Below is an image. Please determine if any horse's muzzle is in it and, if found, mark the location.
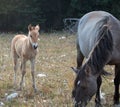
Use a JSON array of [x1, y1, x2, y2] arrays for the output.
[[74, 100, 87, 107], [32, 43, 38, 49], [33, 45, 38, 49]]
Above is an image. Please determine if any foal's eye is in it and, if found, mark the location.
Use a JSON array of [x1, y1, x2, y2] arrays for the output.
[[30, 35, 32, 37]]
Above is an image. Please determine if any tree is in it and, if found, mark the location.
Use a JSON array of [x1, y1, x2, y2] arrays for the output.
[[0, 0, 120, 32]]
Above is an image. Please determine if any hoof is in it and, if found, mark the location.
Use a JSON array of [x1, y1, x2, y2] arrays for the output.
[[17, 87, 22, 91], [34, 88, 37, 93]]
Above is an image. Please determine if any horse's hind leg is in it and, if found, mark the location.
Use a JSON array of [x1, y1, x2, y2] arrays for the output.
[[76, 43, 84, 69], [95, 76, 102, 107], [30, 59, 37, 92], [13, 55, 19, 88], [19, 60, 26, 90], [114, 64, 120, 105]]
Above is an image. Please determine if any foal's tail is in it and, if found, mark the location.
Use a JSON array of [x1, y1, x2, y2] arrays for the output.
[[89, 16, 113, 72]]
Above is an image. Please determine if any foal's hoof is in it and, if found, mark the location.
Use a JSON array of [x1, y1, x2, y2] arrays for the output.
[[17, 87, 22, 91], [13, 86, 17, 89], [34, 88, 37, 93]]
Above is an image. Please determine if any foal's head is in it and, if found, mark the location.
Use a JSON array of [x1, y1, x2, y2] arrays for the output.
[[72, 65, 97, 107], [28, 24, 40, 49]]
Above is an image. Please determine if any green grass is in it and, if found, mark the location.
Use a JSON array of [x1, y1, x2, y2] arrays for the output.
[[0, 32, 115, 107]]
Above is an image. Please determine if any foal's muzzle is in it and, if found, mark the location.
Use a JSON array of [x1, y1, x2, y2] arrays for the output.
[[32, 43, 38, 49]]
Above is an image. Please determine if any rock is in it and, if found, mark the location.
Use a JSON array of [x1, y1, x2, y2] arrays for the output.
[[6, 92, 18, 101], [37, 73, 46, 77], [0, 102, 4, 107], [59, 36, 66, 40]]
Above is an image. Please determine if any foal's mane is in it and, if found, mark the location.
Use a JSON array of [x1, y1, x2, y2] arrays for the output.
[[86, 16, 113, 74]]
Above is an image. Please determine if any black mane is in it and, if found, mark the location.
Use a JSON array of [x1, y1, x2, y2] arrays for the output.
[[87, 17, 113, 74]]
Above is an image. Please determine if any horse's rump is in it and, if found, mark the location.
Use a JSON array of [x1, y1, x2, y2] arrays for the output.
[[11, 34, 27, 57], [77, 11, 112, 58]]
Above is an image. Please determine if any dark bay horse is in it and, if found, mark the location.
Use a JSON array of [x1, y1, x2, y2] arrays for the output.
[[72, 11, 120, 107]]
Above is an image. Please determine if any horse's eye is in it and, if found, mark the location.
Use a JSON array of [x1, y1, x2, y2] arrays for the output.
[[30, 35, 32, 38]]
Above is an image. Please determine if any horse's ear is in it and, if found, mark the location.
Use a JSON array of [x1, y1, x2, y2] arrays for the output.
[[35, 25, 40, 31], [71, 67, 79, 74], [85, 65, 91, 76], [28, 24, 33, 31]]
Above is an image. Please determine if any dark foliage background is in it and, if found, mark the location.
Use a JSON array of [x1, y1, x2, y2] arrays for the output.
[[0, 0, 119, 32]]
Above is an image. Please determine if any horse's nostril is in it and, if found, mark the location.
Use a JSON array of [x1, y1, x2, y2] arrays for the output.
[[34, 45, 38, 49]]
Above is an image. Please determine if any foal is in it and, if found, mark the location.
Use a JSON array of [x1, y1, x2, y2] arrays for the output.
[[11, 24, 40, 92]]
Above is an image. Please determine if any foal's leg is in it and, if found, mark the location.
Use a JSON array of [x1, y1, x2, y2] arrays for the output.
[[76, 43, 84, 69], [114, 64, 120, 104], [30, 59, 37, 92], [95, 76, 102, 107], [19, 60, 26, 90], [13, 55, 19, 87]]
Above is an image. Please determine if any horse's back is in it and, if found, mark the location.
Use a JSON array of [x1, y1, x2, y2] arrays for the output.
[[12, 34, 27, 43], [77, 11, 119, 59]]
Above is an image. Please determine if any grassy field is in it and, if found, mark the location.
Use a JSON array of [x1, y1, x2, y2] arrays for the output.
[[0, 32, 115, 107]]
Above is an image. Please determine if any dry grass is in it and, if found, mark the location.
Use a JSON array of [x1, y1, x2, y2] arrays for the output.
[[0, 32, 115, 107]]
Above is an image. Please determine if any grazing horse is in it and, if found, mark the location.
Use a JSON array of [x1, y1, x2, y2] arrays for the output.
[[11, 24, 40, 92], [72, 11, 120, 107]]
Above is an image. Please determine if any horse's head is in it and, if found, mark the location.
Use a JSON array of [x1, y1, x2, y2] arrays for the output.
[[72, 65, 97, 107], [28, 24, 40, 49]]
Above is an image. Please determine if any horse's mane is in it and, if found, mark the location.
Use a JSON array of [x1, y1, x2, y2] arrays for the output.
[[87, 17, 113, 74]]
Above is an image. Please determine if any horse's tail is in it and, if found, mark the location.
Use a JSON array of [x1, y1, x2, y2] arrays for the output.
[[88, 16, 113, 72]]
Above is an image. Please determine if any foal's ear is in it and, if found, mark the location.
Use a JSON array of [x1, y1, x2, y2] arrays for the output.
[[71, 67, 79, 74], [85, 65, 91, 76], [35, 25, 40, 31], [28, 24, 33, 31]]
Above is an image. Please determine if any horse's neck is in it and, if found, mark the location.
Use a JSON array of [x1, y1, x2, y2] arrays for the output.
[[25, 36, 32, 49]]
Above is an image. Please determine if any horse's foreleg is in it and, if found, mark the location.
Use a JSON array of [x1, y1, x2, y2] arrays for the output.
[[114, 65, 120, 104], [19, 60, 26, 90], [30, 59, 37, 92], [95, 76, 102, 107]]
